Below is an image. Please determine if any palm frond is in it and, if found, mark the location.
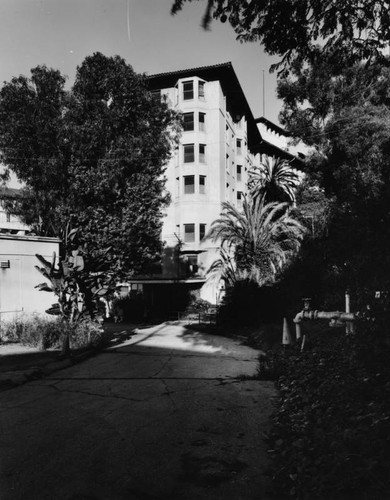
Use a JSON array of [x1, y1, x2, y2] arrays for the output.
[[205, 195, 306, 289], [248, 156, 301, 204]]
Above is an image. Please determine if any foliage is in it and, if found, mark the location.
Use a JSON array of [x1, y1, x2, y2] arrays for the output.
[[278, 60, 390, 295], [0, 66, 69, 234], [171, 0, 390, 75], [35, 227, 113, 353], [0, 314, 103, 350], [262, 321, 390, 499], [110, 292, 146, 322], [0, 52, 181, 278], [248, 156, 301, 204], [217, 282, 288, 326], [206, 196, 306, 288], [35, 227, 112, 321], [186, 297, 213, 314], [278, 60, 390, 147], [0, 314, 62, 349]]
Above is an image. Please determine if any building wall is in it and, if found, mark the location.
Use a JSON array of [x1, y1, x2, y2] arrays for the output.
[[0, 235, 60, 321], [256, 121, 309, 158]]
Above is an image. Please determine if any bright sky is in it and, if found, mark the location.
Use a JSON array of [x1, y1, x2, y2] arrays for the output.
[[0, 0, 282, 123]]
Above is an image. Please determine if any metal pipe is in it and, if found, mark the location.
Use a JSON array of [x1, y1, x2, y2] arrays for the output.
[[345, 291, 354, 334], [296, 310, 355, 322], [293, 308, 357, 350]]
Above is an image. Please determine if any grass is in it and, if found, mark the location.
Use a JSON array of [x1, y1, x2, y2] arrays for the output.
[[0, 314, 104, 351]]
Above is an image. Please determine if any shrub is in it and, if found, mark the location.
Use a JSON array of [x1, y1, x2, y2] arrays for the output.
[[64, 319, 104, 349], [111, 293, 146, 322], [186, 297, 213, 314], [0, 315, 62, 349], [0, 314, 103, 350], [263, 321, 390, 499], [218, 282, 288, 325]]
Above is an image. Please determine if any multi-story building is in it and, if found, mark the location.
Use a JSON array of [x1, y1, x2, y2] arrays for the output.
[[126, 62, 264, 310]]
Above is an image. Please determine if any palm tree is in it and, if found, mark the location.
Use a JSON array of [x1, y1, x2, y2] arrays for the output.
[[206, 195, 306, 288], [248, 156, 301, 204]]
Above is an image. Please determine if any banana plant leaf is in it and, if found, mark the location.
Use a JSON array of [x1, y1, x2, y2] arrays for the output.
[[35, 282, 53, 292]]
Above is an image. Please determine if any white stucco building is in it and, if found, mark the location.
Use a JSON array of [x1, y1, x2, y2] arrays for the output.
[[126, 63, 265, 310]]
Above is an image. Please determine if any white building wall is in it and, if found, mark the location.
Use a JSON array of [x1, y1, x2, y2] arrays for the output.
[[0, 235, 60, 321]]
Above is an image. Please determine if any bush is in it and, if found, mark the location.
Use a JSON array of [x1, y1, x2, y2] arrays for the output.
[[65, 319, 104, 349], [0, 315, 62, 349], [0, 314, 103, 350], [218, 282, 289, 325], [185, 297, 213, 314], [111, 293, 146, 322], [263, 321, 390, 499]]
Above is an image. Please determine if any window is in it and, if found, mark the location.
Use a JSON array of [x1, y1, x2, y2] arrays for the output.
[[184, 144, 195, 163], [176, 177, 180, 196], [237, 165, 242, 181], [199, 112, 206, 132], [184, 224, 195, 243], [131, 283, 143, 293], [183, 81, 194, 100], [199, 224, 206, 241], [6, 212, 10, 223], [184, 175, 195, 194], [237, 191, 243, 208], [199, 144, 206, 163], [236, 139, 242, 154], [199, 175, 206, 194], [198, 81, 205, 99], [183, 112, 194, 131], [187, 255, 199, 274]]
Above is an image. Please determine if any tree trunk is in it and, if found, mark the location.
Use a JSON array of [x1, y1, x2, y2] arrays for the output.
[[61, 331, 70, 356]]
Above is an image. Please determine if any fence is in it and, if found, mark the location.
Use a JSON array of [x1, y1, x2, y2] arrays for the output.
[[177, 309, 217, 325]]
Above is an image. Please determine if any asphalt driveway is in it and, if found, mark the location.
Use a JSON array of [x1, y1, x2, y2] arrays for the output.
[[0, 322, 276, 500]]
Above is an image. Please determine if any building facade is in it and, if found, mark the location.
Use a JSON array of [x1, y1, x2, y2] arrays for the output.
[[126, 63, 264, 308]]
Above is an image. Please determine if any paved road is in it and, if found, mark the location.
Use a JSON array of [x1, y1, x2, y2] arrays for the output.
[[0, 322, 276, 500]]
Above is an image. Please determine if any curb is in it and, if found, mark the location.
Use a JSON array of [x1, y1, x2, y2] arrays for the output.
[[0, 341, 110, 392]]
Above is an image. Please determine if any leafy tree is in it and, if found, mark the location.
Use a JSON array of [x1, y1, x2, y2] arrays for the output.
[[278, 60, 390, 297], [248, 156, 301, 204], [207, 196, 306, 288], [0, 66, 69, 234], [171, 0, 390, 74], [0, 53, 181, 278]]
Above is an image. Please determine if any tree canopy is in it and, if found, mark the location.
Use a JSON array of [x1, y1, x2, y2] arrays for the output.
[[277, 58, 390, 295], [171, 0, 390, 74], [0, 52, 181, 278]]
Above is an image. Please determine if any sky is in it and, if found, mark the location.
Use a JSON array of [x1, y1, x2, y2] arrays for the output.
[[0, 0, 283, 123]]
